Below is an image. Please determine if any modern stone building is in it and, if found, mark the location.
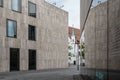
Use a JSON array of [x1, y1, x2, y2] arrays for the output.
[[80, 0, 92, 37], [80, 0, 120, 80], [0, 0, 68, 72], [85, 1, 108, 70]]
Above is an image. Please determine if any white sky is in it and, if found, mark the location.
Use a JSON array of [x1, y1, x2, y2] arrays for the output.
[[45, 0, 80, 29], [92, 0, 107, 8]]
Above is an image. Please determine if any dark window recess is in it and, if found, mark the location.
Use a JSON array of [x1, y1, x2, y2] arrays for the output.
[[7, 19, 17, 38], [28, 2, 36, 17], [0, 0, 3, 7], [10, 48, 20, 71], [28, 25, 36, 40], [29, 50, 36, 70], [11, 0, 21, 12]]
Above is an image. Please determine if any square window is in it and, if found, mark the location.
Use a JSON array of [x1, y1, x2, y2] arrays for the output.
[[28, 2, 36, 17], [12, 0, 21, 12], [7, 19, 17, 38], [28, 25, 36, 41], [0, 0, 3, 7]]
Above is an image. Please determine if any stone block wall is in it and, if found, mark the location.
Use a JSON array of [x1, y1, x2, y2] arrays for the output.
[[0, 0, 68, 72], [84, 0, 120, 70], [84, 2, 108, 69], [108, 0, 120, 70]]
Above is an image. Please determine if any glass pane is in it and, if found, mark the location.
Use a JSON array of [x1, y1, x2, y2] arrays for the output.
[[29, 25, 36, 40], [29, 2, 36, 17], [7, 20, 17, 37], [8, 21, 14, 37], [12, 0, 21, 12], [0, 0, 3, 7], [13, 21, 17, 36]]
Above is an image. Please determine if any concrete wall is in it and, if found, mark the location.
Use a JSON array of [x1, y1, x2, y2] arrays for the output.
[[84, 0, 120, 70], [84, 2, 107, 69], [84, 8, 96, 69], [0, 0, 68, 72], [108, 0, 120, 70], [80, 0, 93, 37]]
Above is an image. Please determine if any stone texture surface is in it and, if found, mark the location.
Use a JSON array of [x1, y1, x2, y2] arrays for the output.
[[0, 0, 68, 72], [108, 0, 120, 70], [80, 0, 92, 37], [84, 0, 120, 70], [84, 2, 107, 69]]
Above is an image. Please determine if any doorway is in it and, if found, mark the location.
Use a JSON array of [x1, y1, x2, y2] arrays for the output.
[[29, 50, 36, 70], [10, 48, 20, 71]]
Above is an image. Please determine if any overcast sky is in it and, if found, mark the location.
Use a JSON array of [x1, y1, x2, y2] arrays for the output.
[[92, 0, 107, 8], [45, 0, 80, 29]]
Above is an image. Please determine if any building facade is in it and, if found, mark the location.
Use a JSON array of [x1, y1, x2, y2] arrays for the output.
[[80, 0, 120, 80], [80, 0, 92, 37], [68, 27, 80, 65], [0, 0, 68, 72]]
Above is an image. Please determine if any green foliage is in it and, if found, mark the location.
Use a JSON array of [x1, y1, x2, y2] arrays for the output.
[[68, 52, 72, 57], [69, 57, 71, 60], [81, 42, 85, 49], [80, 42, 85, 59], [73, 54, 75, 57], [81, 51, 85, 59], [68, 52, 75, 58], [68, 45, 73, 50]]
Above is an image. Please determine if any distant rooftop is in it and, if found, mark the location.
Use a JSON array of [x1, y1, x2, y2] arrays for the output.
[[68, 27, 80, 43]]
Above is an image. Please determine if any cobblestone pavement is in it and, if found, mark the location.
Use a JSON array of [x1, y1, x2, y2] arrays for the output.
[[0, 65, 80, 80]]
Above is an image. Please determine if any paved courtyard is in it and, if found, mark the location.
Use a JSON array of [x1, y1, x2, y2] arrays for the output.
[[0, 66, 80, 80]]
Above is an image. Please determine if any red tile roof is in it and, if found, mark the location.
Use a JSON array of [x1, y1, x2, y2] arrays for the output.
[[68, 27, 80, 43]]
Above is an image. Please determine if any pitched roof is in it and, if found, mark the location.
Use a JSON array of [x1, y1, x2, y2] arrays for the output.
[[68, 27, 80, 43]]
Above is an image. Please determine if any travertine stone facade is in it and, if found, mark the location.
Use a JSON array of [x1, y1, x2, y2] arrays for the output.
[[84, 2, 107, 69], [80, 0, 92, 37], [84, 0, 120, 70], [0, 0, 68, 72], [108, 0, 120, 70]]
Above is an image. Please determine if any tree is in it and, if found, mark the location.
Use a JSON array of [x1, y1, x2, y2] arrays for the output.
[[80, 42, 85, 66], [80, 42, 85, 59], [68, 45, 73, 50], [68, 52, 72, 57], [68, 45, 73, 62]]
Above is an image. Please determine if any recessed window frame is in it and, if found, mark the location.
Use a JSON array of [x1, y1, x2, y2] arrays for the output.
[[0, 0, 3, 7], [28, 1, 37, 18], [7, 19, 17, 38], [28, 25, 36, 41], [11, 0, 22, 13]]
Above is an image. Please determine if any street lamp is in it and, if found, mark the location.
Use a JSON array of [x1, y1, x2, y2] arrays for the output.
[[75, 40, 80, 70]]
